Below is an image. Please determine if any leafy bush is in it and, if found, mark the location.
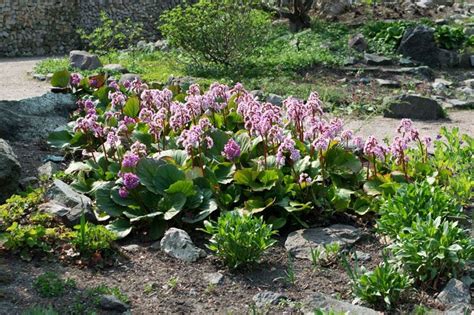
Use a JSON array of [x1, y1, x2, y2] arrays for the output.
[[48, 73, 444, 238], [362, 20, 413, 55], [377, 181, 463, 238], [71, 215, 116, 256], [33, 272, 76, 298], [434, 25, 468, 50], [78, 11, 143, 55], [160, 0, 271, 67], [203, 211, 276, 268], [391, 215, 473, 284], [345, 256, 412, 309]]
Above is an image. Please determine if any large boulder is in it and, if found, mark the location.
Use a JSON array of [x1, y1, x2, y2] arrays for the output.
[[437, 279, 471, 306], [384, 94, 445, 120], [69, 50, 102, 70], [0, 139, 21, 202], [285, 224, 361, 260], [0, 93, 76, 141], [397, 25, 459, 68]]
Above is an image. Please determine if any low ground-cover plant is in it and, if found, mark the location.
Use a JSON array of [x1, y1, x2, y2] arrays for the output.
[[33, 272, 76, 298], [71, 214, 117, 257], [345, 255, 412, 309], [310, 242, 340, 267], [203, 211, 276, 268], [390, 215, 473, 286], [160, 0, 271, 67]]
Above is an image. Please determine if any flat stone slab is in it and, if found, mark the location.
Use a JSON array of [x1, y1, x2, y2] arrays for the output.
[[302, 292, 381, 315], [285, 224, 361, 259]]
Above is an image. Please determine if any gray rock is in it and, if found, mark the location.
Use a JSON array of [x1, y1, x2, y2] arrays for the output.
[[348, 33, 367, 52], [399, 57, 418, 66], [301, 293, 380, 315], [343, 57, 357, 66], [462, 79, 474, 88], [437, 279, 471, 306], [398, 25, 459, 68], [69, 50, 102, 70], [33, 73, 46, 81], [203, 272, 224, 285], [119, 73, 141, 85], [99, 295, 129, 312], [122, 244, 140, 252], [446, 99, 474, 109], [444, 303, 472, 315], [19, 177, 39, 190], [432, 78, 453, 91], [384, 94, 445, 120], [319, 0, 351, 17], [0, 93, 76, 142], [154, 39, 169, 52], [47, 179, 92, 210], [364, 53, 393, 66], [0, 139, 21, 202], [354, 250, 371, 262], [43, 179, 93, 226], [375, 79, 401, 88], [37, 161, 59, 179], [266, 94, 283, 106], [136, 40, 155, 52], [103, 64, 128, 73], [252, 291, 287, 308], [160, 228, 206, 262], [250, 90, 264, 100], [456, 86, 474, 97], [285, 224, 361, 259], [39, 201, 86, 227]]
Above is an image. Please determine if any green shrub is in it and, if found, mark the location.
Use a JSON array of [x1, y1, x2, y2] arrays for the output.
[[71, 215, 116, 256], [377, 181, 463, 238], [160, 0, 271, 67], [2, 222, 52, 252], [33, 272, 76, 298], [434, 25, 468, 50], [203, 212, 276, 269], [345, 256, 412, 309], [362, 20, 413, 55], [78, 11, 143, 55], [391, 215, 473, 284]]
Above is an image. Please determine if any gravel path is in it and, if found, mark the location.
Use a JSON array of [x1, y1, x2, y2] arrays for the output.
[[0, 57, 50, 101], [345, 110, 474, 139]]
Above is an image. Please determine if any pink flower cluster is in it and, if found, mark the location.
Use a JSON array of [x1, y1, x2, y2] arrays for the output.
[[222, 139, 241, 161]]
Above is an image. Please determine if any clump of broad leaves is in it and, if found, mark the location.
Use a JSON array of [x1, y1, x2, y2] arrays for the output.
[[48, 71, 470, 240]]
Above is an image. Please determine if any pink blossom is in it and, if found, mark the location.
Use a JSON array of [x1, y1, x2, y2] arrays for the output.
[[299, 173, 312, 184], [122, 172, 140, 190], [122, 152, 140, 168], [222, 139, 241, 161]]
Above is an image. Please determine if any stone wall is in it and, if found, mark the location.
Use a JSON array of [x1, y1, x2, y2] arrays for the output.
[[0, 0, 183, 57]]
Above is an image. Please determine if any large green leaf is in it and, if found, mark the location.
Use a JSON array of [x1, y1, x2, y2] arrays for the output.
[[123, 96, 140, 118], [161, 193, 187, 220], [165, 180, 196, 197], [106, 218, 132, 239], [158, 150, 188, 166], [95, 182, 127, 217], [47, 130, 72, 149], [244, 197, 275, 214], [136, 158, 184, 194], [51, 69, 70, 88], [207, 129, 230, 158], [234, 168, 258, 186], [214, 162, 236, 184]]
